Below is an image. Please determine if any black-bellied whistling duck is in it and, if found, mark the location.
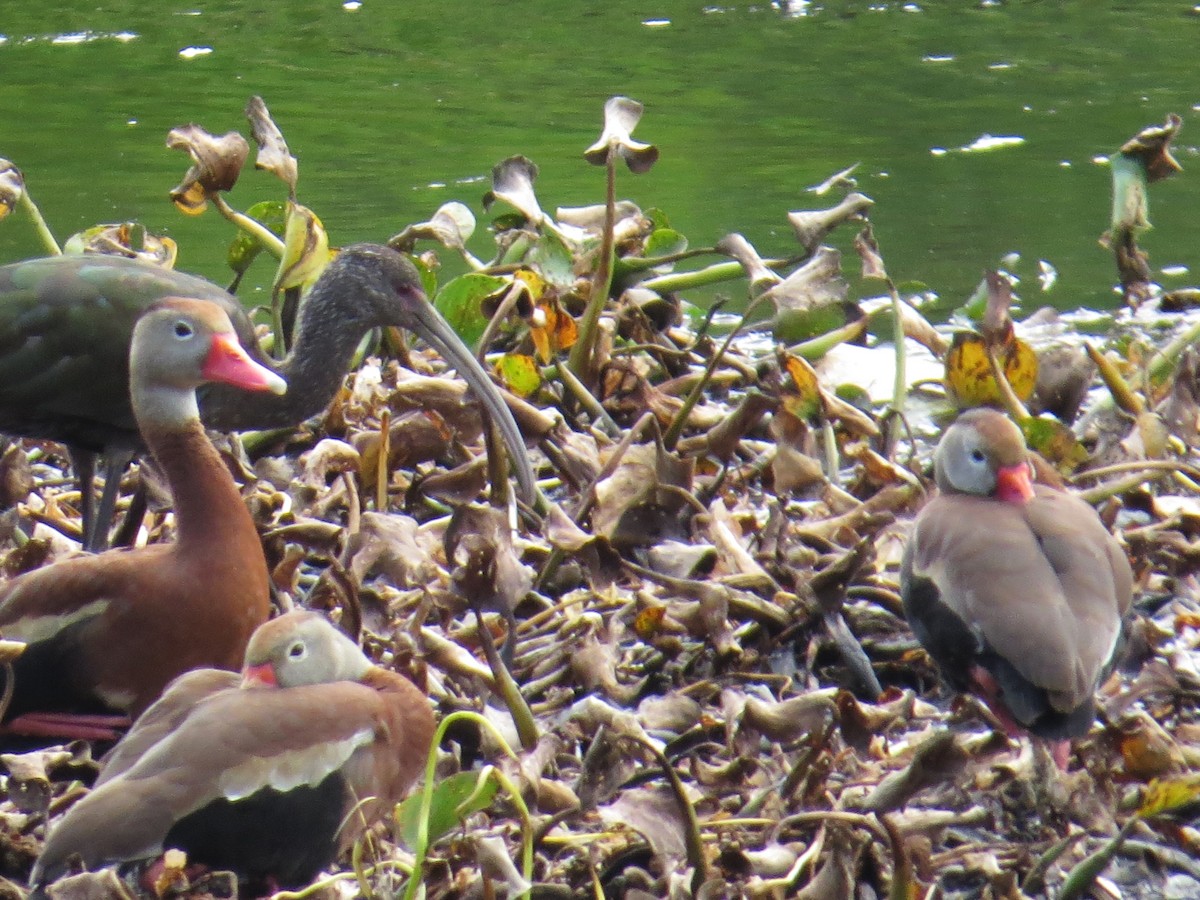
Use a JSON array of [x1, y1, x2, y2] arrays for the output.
[[0, 298, 286, 739], [31, 610, 435, 894], [0, 244, 536, 549], [901, 408, 1133, 767]]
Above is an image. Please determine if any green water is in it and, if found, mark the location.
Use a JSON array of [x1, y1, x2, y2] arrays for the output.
[[1, 1, 1198, 316]]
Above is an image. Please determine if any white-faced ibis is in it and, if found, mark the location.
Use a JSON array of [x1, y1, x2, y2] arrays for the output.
[[0, 243, 535, 548]]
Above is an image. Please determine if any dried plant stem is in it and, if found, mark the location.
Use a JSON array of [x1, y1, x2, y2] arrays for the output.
[[376, 409, 390, 512], [568, 145, 617, 384], [663, 294, 768, 450], [554, 360, 620, 436], [984, 346, 1030, 420], [1070, 458, 1200, 486], [18, 190, 60, 255]]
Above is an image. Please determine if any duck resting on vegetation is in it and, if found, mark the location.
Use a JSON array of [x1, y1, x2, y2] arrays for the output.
[[30, 610, 435, 895], [0, 298, 285, 741], [901, 408, 1133, 768], [0, 243, 536, 549]]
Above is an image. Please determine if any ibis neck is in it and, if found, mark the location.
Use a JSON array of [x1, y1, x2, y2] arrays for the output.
[[197, 284, 369, 431]]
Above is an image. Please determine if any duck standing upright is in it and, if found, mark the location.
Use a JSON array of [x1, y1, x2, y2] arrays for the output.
[[901, 408, 1133, 766], [31, 610, 436, 894], [0, 244, 536, 549], [0, 298, 285, 739]]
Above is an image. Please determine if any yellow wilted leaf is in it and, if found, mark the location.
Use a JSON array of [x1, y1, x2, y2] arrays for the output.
[[1138, 773, 1200, 819], [494, 353, 542, 398], [783, 353, 822, 420], [634, 605, 667, 640], [1020, 416, 1088, 473], [0, 160, 24, 220], [274, 201, 333, 292], [944, 330, 1038, 408], [529, 293, 577, 363]]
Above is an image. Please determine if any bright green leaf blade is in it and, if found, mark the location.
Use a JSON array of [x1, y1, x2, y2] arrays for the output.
[[433, 272, 509, 350], [644, 227, 687, 258], [531, 228, 575, 289], [495, 352, 542, 397], [395, 771, 500, 849], [227, 199, 288, 276]]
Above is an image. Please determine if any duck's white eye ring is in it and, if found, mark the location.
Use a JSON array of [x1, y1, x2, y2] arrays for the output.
[[970, 449, 986, 463], [173, 321, 194, 339], [288, 642, 305, 659]]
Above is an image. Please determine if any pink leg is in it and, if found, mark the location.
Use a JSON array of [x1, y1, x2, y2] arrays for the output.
[[1049, 739, 1072, 771], [4, 711, 131, 742]]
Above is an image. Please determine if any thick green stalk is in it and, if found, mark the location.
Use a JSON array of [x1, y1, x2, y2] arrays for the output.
[[18, 191, 60, 255], [568, 146, 617, 383]]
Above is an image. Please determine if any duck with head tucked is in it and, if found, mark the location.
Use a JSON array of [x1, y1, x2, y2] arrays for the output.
[[31, 610, 436, 894]]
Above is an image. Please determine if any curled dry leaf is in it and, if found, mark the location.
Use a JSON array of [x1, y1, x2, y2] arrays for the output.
[[853, 222, 888, 280], [557, 200, 642, 233], [544, 502, 596, 553], [391, 201, 477, 254], [598, 786, 691, 870], [716, 232, 781, 296], [739, 690, 838, 743], [444, 503, 534, 617], [245, 95, 298, 195], [584, 96, 660, 174], [165, 123, 249, 214], [62, 224, 178, 268], [1119, 112, 1183, 185], [341, 511, 436, 588], [788, 192, 874, 256], [592, 441, 695, 548], [762, 246, 849, 316], [43, 869, 135, 900], [0, 159, 23, 219], [473, 834, 533, 897], [482, 155, 544, 225]]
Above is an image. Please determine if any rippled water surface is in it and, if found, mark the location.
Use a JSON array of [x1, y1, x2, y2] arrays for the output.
[[1, 1, 1199, 315]]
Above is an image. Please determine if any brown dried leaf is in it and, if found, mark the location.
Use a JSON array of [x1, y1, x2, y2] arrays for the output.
[[787, 192, 874, 255], [856, 729, 969, 813], [45, 870, 135, 900], [762, 246, 848, 315], [598, 787, 689, 869], [444, 503, 533, 616], [739, 690, 837, 743], [482, 155, 544, 225], [245, 95, 298, 194], [1119, 113, 1183, 183], [544, 502, 597, 553], [853, 223, 888, 280], [592, 441, 694, 547], [341, 511, 436, 588], [165, 123, 249, 214]]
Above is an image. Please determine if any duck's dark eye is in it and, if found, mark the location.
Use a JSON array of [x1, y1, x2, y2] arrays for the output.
[[970, 449, 986, 463], [173, 321, 194, 339], [288, 642, 305, 659]]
